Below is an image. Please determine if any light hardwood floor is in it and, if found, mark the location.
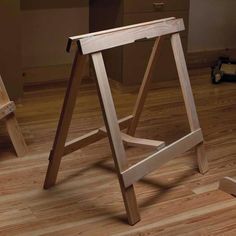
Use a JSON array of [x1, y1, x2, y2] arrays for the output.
[[0, 69, 235, 235]]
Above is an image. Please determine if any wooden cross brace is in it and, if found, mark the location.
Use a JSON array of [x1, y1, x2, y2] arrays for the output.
[[0, 76, 27, 157], [44, 17, 209, 225]]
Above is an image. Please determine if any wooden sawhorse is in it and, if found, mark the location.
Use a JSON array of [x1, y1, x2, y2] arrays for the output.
[[44, 17, 209, 225], [0, 75, 27, 157]]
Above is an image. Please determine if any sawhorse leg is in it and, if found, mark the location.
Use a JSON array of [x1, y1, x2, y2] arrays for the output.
[[5, 113, 28, 157], [44, 50, 87, 189], [171, 33, 209, 174], [92, 52, 140, 225]]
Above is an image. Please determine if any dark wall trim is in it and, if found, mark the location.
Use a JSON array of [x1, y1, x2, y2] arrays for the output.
[[20, 0, 88, 10], [187, 48, 236, 69]]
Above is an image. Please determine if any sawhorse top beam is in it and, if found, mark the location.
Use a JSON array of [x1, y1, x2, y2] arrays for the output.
[[66, 17, 184, 54]]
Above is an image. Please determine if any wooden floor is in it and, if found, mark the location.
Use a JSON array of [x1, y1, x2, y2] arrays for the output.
[[0, 69, 236, 235]]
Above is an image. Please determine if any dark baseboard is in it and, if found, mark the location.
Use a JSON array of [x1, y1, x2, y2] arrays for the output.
[[187, 48, 236, 69], [23, 63, 91, 87]]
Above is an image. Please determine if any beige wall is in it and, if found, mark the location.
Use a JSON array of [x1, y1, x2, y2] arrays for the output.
[[188, 0, 236, 52], [0, 0, 22, 100], [21, 6, 89, 68], [22, 0, 236, 68], [20, 1, 89, 84], [20, 1, 236, 84]]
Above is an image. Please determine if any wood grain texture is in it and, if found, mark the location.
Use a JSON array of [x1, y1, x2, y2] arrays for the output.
[[0, 101, 15, 120], [0, 69, 235, 235], [69, 17, 174, 47], [80, 18, 184, 55], [67, 18, 184, 54]]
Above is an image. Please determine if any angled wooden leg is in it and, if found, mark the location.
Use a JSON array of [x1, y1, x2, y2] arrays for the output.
[[44, 51, 87, 189], [92, 52, 140, 225], [0, 76, 27, 157], [127, 37, 163, 136], [5, 113, 28, 157], [171, 33, 209, 174], [196, 142, 208, 174]]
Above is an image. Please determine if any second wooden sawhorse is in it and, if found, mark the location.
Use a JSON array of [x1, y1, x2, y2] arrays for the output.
[[0, 75, 27, 157]]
